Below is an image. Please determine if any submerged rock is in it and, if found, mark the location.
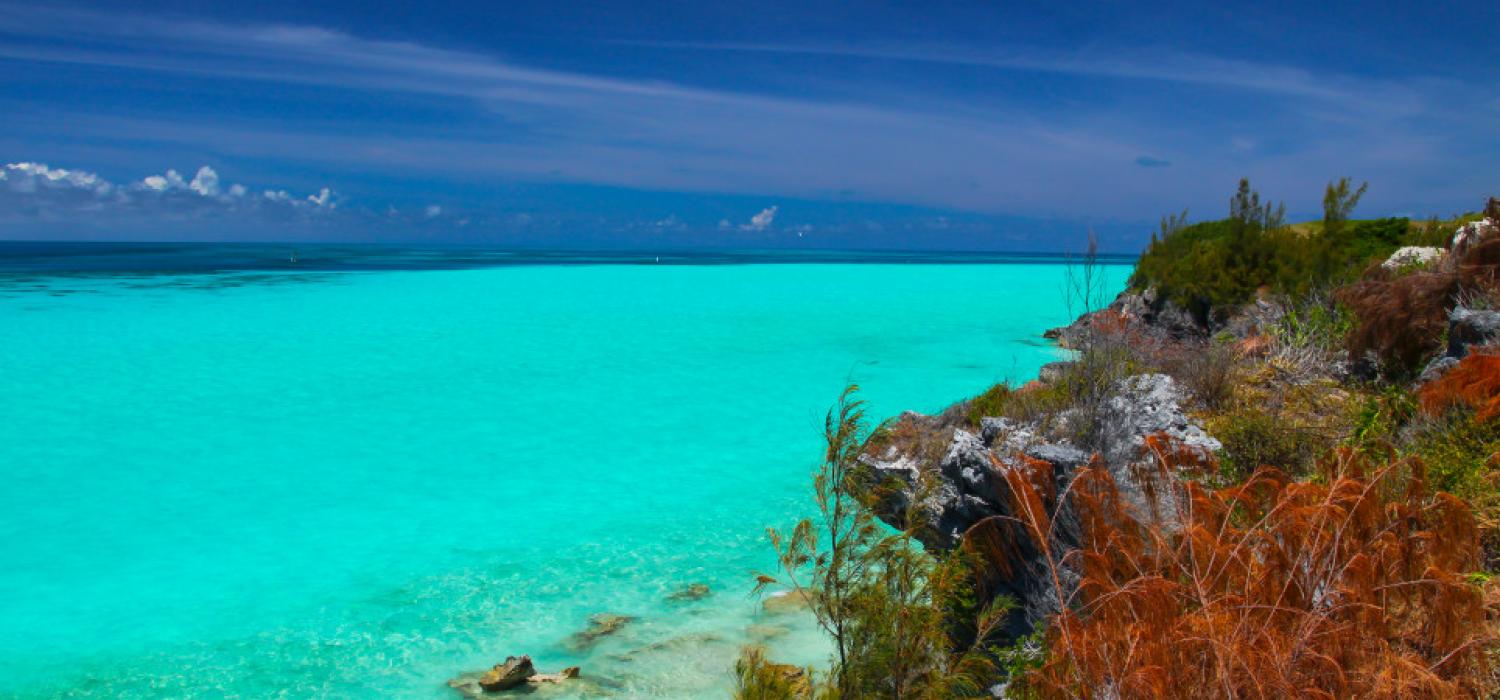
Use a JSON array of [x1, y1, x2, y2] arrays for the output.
[[761, 589, 815, 614], [529, 666, 581, 684], [611, 632, 730, 663], [665, 583, 711, 602], [747, 624, 789, 641], [567, 613, 635, 651]]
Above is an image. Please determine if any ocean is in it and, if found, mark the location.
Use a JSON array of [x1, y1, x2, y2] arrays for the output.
[[0, 244, 1130, 698]]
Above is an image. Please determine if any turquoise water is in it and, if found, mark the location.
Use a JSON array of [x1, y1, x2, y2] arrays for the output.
[[0, 257, 1127, 698]]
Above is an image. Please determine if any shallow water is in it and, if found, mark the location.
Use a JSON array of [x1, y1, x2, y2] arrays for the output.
[[0, 251, 1127, 698]]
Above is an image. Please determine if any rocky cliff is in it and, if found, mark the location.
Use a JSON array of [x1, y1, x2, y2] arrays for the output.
[[860, 373, 1220, 642]]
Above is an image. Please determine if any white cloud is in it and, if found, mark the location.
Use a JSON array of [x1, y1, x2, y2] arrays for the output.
[[138, 166, 259, 202], [1, 160, 342, 225], [653, 214, 685, 230], [307, 187, 333, 208], [6, 162, 114, 195], [741, 205, 778, 231], [189, 166, 220, 196], [424, 204, 442, 218], [140, 168, 187, 191]]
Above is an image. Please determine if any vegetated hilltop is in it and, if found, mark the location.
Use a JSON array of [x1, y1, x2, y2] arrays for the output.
[[741, 182, 1500, 699]]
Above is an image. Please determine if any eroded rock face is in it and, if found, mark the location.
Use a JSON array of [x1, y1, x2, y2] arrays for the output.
[[1420, 306, 1500, 381], [861, 373, 1219, 642], [1451, 215, 1498, 259], [1449, 307, 1500, 358], [480, 656, 535, 691], [1045, 287, 1205, 348]]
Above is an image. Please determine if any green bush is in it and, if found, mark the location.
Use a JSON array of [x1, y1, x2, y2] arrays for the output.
[[966, 383, 1014, 426], [1132, 217, 1410, 321], [1129, 180, 1424, 322], [1209, 406, 1328, 479]]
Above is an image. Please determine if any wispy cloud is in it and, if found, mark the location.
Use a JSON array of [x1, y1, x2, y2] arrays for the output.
[[623, 40, 1429, 117], [0, 4, 1491, 228]]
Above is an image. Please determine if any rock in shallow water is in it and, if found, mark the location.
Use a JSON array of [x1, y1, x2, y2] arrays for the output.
[[762, 589, 815, 614], [567, 613, 636, 651], [448, 658, 583, 697], [479, 656, 535, 691], [665, 583, 711, 602]]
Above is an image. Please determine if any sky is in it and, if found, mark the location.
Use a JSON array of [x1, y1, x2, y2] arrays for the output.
[[0, 1, 1497, 251]]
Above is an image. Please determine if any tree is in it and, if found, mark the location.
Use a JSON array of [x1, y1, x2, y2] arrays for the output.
[[1322, 177, 1369, 239], [1229, 178, 1286, 232], [748, 386, 1009, 698]]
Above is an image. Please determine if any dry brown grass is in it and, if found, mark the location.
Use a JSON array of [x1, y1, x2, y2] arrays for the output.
[[1337, 237, 1500, 378], [1421, 351, 1500, 424], [972, 439, 1492, 699]]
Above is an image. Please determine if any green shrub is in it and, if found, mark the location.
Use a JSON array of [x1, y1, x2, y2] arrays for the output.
[[967, 383, 1014, 426], [1208, 406, 1328, 479], [1129, 180, 1426, 322]]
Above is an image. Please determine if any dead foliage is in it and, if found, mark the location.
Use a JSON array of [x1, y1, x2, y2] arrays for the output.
[[1421, 350, 1500, 424], [978, 439, 1491, 699], [1337, 237, 1500, 378]]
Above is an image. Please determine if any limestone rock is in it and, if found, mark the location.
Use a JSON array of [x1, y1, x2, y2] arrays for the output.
[[479, 656, 535, 691], [762, 589, 815, 614], [1037, 361, 1074, 384], [567, 614, 635, 651], [1045, 287, 1205, 348], [747, 624, 789, 641], [764, 663, 810, 694], [529, 666, 581, 684], [665, 583, 711, 602], [860, 372, 1220, 644], [1381, 246, 1443, 271], [1451, 215, 1498, 258], [448, 659, 584, 697], [1448, 307, 1500, 359], [1419, 306, 1500, 381]]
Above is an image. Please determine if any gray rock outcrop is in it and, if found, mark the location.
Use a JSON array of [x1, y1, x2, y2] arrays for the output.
[[1420, 306, 1500, 380], [861, 373, 1218, 642], [1044, 287, 1204, 348]]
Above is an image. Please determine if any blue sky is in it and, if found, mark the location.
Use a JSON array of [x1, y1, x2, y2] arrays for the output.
[[1, 1, 1496, 250]]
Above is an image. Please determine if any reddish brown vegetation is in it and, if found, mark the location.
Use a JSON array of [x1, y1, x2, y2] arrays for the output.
[[1421, 351, 1500, 424], [1336, 270, 1457, 376], [981, 439, 1490, 699], [1337, 238, 1500, 377]]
